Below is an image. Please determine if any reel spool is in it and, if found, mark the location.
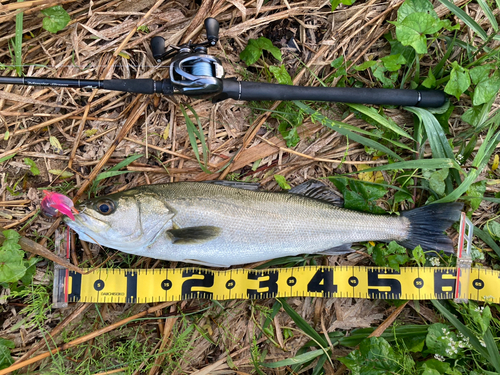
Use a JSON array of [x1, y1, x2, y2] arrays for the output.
[[151, 18, 224, 96]]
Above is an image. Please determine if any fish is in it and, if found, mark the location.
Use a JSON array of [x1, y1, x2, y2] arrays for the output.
[[63, 180, 463, 267]]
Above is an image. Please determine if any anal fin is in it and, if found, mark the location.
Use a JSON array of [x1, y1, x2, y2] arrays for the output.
[[317, 243, 353, 255]]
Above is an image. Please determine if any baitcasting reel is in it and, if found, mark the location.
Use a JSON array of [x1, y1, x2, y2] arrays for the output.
[[150, 18, 224, 96]]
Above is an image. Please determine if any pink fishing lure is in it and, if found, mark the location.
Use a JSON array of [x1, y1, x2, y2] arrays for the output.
[[41, 190, 78, 220]]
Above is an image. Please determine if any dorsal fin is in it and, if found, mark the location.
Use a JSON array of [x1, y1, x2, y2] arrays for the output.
[[289, 180, 343, 207]]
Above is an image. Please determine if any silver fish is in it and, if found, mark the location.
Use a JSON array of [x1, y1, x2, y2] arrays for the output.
[[63, 181, 462, 267]]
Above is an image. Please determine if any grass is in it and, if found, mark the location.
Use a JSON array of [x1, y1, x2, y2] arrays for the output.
[[0, 0, 500, 374]]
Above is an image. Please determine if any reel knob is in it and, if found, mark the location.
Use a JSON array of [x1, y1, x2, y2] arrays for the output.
[[204, 18, 219, 46], [151, 36, 166, 62]]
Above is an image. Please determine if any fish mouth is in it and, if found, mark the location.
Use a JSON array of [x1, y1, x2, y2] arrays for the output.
[[62, 209, 110, 244]]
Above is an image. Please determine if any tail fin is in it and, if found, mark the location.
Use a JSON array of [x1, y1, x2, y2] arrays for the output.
[[398, 202, 463, 253]]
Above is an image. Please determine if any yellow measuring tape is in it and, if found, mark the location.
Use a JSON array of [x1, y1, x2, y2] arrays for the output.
[[52, 213, 491, 306], [53, 266, 498, 304]]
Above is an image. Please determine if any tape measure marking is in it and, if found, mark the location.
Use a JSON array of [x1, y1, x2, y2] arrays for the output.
[[61, 266, 500, 304]]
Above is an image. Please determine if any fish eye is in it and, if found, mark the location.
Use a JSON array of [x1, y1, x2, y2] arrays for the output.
[[95, 199, 115, 215]]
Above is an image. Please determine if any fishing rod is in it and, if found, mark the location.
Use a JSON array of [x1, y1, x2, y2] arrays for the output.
[[0, 18, 446, 108]]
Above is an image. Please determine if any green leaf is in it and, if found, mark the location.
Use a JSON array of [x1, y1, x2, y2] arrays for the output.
[[274, 102, 304, 147], [23, 158, 40, 176], [279, 121, 300, 147], [371, 62, 398, 88], [0, 230, 26, 283], [49, 136, 64, 154], [412, 245, 425, 267], [338, 337, 412, 375], [394, 188, 414, 205], [48, 169, 74, 179], [487, 220, 500, 240], [240, 37, 282, 66], [426, 323, 463, 359], [269, 64, 292, 85], [394, 13, 445, 54], [469, 65, 493, 85], [274, 175, 291, 190], [333, 178, 388, 214], [20, 257, 38, 285], [0, 153, 16, 164], [331, 0, 356, 11], [397, 0, 437, 21], [428, 168, 449, 196], [473, 73, 500, 106], [354, 61, 376, 71], [422, 68, 436, 88], [331, 55, 344, 69], [420, 359, 454, 375], [41, 5, 71, 34], [467, 180, 486, 212], [445, 61, 471, 100], [381, 54, 406, 72], [0, 338, 14, 371]]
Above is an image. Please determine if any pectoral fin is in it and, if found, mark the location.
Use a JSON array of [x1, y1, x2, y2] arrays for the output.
[[166, 226, 221, 244]]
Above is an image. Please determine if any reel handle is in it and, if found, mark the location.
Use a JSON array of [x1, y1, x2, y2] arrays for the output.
[[204, 18, 219, 45], [151, 36, 166, 62]]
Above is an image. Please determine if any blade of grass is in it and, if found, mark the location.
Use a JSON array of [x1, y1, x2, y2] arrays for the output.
[[94, 170, 138, 183], [339, 158, 459, 175], [483, 328, 500, 371], [347, 103, 414, 140], [108, 154, 143, 172], [180, 104, 211, 173], [433, 33, 457, 79], [473, 226, 500, 258], [14, 0, 24, 76], [294, 101, 404, 161], [405, 106, 461, 187], [435, 113, 500, 203], [263, 349, 324, 368], [477, 0, 498, 32], [277, 298, 328, 348], [438, 0, 488, 40]]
